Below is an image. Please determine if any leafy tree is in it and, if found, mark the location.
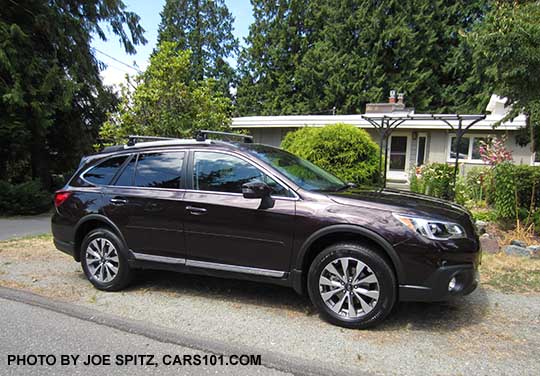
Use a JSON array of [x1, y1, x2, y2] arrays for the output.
[[236, 0, 489, 116], [466, 1, 540, 149], [281, 123, 379, 185], [100, 41, 231, 142], [157, 0, 238, 95], [0, 0, 146, 189]]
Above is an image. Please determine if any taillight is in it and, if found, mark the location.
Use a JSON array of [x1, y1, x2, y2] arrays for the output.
[[54, 191, 72, 208]]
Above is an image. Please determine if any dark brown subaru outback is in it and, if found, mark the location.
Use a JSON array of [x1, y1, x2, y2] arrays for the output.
[[52, 131, 480, 328]]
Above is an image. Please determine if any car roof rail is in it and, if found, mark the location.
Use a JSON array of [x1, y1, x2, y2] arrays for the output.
[[195, 130, 253, 143], [127, 135, 177, 146]]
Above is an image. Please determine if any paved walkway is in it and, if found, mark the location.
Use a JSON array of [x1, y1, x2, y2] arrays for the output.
[[0, 213, 51, 240]]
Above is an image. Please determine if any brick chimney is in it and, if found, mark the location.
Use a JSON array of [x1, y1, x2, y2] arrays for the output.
[[365, 90, 411, 114], [389, 90, 397, 104]]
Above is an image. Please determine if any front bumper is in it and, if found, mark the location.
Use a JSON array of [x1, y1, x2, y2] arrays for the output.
[[399, 264, 479, 302]]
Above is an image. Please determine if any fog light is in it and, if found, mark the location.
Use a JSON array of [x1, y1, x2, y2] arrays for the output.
[[448, 277, 457, 292]]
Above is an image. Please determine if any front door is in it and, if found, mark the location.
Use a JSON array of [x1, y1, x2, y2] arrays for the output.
[[387, 135, 410, 181], [183, 150, 296, 273]]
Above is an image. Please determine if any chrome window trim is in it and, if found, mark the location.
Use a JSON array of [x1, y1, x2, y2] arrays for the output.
[[190, 148, 300, 200], [79, 154, 133, 187]]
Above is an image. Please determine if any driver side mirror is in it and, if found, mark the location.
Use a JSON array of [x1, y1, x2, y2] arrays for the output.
[[242, 182, 274, 209]]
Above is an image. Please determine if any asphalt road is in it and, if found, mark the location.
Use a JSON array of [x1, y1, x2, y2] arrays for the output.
[[0, 214, 51, 241], [0, 297, 291, 376]]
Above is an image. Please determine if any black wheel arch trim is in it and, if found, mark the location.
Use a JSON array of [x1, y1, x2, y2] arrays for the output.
[[294, 224, 404, 283], [74, 214, 129, 259]]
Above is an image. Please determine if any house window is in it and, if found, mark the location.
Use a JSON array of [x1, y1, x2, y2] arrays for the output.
[[416, 136, 427, 166], [448, 136, 488, 162]]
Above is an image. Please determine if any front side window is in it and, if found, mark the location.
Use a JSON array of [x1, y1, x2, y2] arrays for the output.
[[193, 151, 291, 196], [83, 156, 128, 185], [242, 144, 346, 192], [134, 152, 184, 189]]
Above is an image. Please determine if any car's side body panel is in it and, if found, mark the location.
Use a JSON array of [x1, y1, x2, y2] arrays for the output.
[[52, 141, 481, 304]]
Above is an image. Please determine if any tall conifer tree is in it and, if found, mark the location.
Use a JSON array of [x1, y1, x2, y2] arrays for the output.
[[158, 0, 238, 95], [236, 0, 489, 115]]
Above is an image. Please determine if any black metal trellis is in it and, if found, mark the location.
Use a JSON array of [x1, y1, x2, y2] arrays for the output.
[[361, 114, 486, 201]]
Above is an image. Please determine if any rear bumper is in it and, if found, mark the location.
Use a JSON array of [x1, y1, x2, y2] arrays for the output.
[[399, 264, 479, 302], [53, 238, 76, 259]]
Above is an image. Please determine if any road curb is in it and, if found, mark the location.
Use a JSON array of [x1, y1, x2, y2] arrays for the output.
[[0, 286, 369, 376]]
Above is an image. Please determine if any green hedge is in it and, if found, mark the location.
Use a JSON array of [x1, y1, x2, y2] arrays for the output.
[[281, 123, 380, 185], [0, 180, 51, 215]]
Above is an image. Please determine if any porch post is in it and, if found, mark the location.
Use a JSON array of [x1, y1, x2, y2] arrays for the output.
[[451, 119, 463, 201]]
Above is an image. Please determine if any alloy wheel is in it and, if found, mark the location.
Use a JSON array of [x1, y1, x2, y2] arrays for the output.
[[318, 257, 380, 319], [85, 238, 120, 283]]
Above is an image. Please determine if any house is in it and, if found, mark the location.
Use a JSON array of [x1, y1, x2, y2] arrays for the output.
[[231, 93, 530, 187]]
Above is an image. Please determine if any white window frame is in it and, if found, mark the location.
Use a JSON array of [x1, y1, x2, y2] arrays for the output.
[[447, 134, 490, 164], [531, 152, 540, 166]]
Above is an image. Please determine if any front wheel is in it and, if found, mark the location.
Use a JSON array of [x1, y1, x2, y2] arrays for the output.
[[80, 228, 132, 291], [307, 242, 396, 329]]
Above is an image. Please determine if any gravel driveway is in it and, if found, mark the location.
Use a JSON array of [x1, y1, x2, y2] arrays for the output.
[[1, 236, 539, 375]]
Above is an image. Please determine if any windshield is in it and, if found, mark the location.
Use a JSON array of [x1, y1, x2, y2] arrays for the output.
[[244, 144, 346, 192]]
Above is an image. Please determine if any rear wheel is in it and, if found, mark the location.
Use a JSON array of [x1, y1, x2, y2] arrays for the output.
[[307, 242, 396, 329], [80, 228, 132, 291]]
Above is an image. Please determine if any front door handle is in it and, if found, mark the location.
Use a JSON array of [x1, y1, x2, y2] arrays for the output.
[[186, 206, 207, 215], [110, 197, 128, 205]]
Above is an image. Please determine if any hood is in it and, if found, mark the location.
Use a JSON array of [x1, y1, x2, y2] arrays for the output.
[[328, 187, 471, 223]]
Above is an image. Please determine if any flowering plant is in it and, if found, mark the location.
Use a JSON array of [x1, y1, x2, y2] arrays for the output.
[[479, 136, 513, 166]]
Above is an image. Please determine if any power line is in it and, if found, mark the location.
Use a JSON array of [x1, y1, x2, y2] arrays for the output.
[[93, 48, 142, 73]]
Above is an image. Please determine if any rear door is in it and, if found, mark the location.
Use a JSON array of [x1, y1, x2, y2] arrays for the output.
[[183, 150, 296, 273], [103, 150, 187, 259]]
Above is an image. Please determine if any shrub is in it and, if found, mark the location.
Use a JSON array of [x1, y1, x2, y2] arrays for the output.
[[0, 180, 51, 215], [464, 167, 492, 204], [471, 209, 497, 222], [281, 123, 380, 185], [492, 162, 517, 220], [512, 165, 540, 210], [409, 163, 456, 200]]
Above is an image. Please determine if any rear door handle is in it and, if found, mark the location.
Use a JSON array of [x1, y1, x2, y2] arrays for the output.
[[186, 206, 207, 215], [110, 197, 128, 205]]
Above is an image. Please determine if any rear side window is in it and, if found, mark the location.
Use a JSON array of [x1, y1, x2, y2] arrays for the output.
[[83, 156, 128, 186], [134, 152, 184, 189], [115, 157, 136, 186]]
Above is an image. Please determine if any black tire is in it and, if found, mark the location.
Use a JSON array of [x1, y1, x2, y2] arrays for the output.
[[307, 242, 396, 329], [80, 228, 132, 291]]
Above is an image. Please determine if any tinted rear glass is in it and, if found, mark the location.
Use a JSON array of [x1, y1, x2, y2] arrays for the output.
[[134, 152, 184, 189], [115, 156, 136, 186], [83, 156, 128, 185]]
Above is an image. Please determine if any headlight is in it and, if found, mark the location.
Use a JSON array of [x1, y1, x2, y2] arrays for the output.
[[393, 213, 466, 240]]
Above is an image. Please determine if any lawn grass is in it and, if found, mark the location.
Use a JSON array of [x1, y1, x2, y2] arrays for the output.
[[480, 253, 540, 293]]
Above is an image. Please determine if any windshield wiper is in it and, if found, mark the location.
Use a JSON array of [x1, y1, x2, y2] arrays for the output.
[[334, 183, 356, 192]]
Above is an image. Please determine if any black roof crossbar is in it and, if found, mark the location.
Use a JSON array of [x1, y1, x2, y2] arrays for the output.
[[126, 135, 177, 146], [195, 130, 253, 143]]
